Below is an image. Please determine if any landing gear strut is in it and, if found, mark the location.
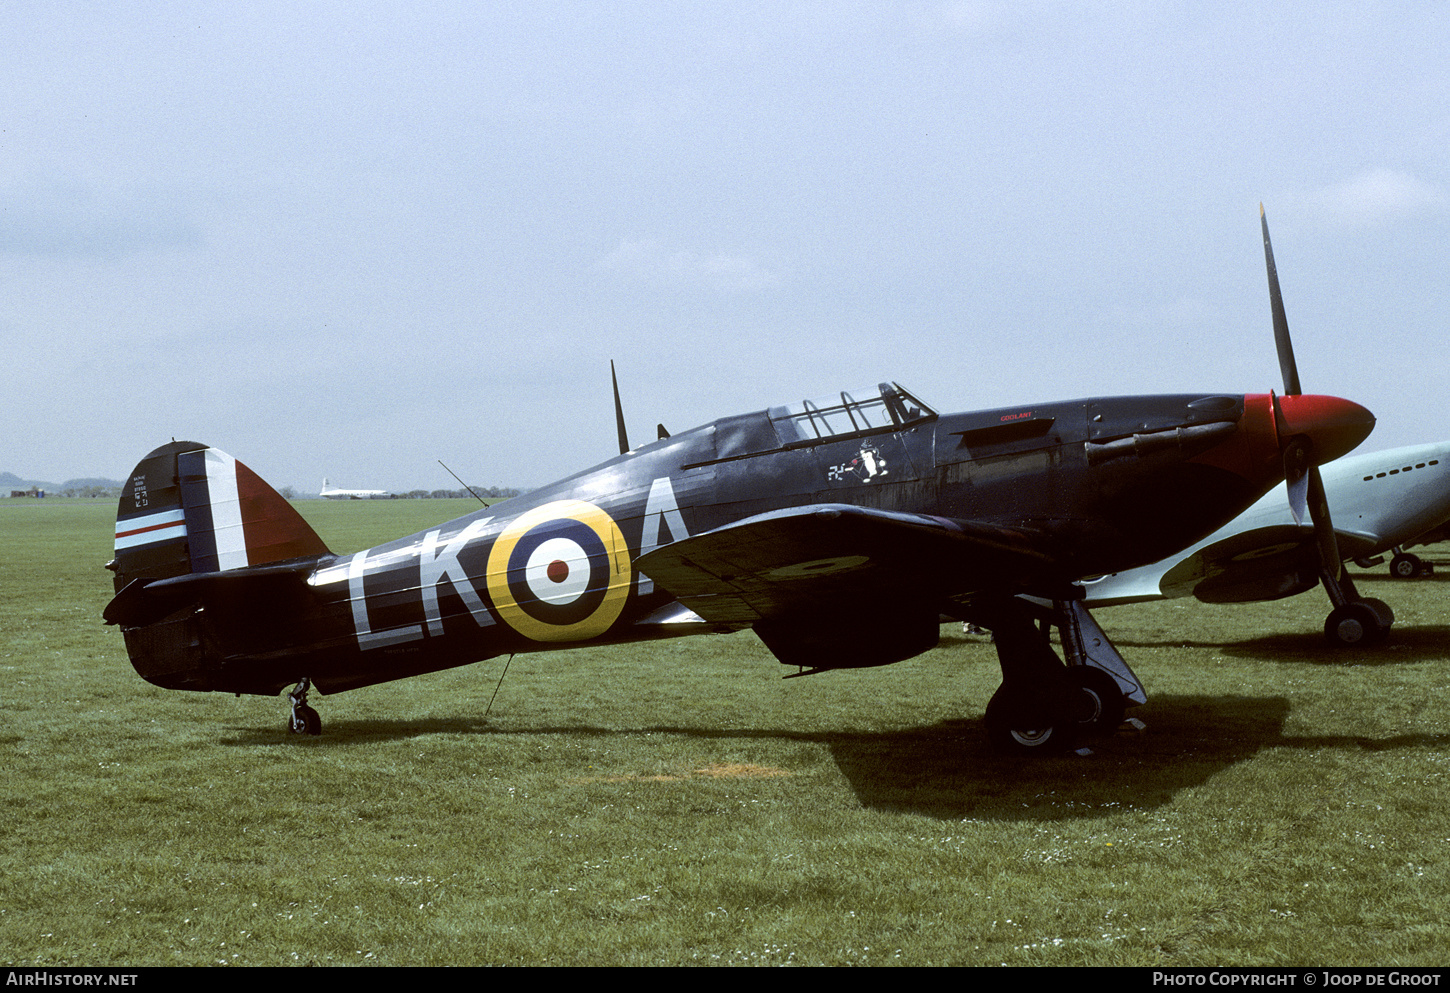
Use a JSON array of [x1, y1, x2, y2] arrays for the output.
[[973, 597, 1145, 754], [288, 677, 321, 736]]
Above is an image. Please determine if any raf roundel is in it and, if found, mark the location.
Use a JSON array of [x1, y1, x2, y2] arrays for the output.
[[486, 500, 632, 642]]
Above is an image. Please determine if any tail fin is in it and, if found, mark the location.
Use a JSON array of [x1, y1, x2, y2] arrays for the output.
[[107, 442, 333, 694], [111, 441, 330, 591]]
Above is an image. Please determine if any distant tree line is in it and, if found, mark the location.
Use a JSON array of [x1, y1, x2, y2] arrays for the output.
[[60, 485, 123, 499], [27, 484, 526, 501], [402, 486, 525, 500]]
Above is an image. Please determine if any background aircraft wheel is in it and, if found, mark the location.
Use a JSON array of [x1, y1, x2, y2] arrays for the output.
[[1324, 603, 1387, 648], [984, 689, 1074, 755], [1067, 666, 1126, 735], [1391, 553, 1422, 579], [289, 705, 321, 736]]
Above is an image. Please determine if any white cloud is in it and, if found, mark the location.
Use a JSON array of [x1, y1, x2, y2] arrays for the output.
[[1302, 168, 1447, 226], [593, 238, 782, 291], [935, 1, 1007, 36]]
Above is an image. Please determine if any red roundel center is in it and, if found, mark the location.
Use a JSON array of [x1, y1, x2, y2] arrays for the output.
[[546, 559, 570, 584]]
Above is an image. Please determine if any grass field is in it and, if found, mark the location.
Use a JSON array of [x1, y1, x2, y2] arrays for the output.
[[3, 497, 1449, 966]]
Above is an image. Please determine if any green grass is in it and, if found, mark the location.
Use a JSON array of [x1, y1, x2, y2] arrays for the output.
[[3, 497, 1449, 965]]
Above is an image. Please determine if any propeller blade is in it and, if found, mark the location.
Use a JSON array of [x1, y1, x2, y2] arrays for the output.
[[611, 360, 630, 455], [1261, 203, 1302, 397], [1286, 474, 1309, 527], [1285, 462, 1310, 527], [1306, 467, 1343, 583], [1261, 206, 1347, 585]]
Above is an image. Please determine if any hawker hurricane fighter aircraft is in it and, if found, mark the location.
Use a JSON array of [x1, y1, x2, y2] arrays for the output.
[[1080, 440, 1450, 645], [103, 210, 1377, 752]]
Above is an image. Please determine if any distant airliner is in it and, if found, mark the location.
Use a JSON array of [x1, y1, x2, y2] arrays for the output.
[[320, 479, 389, 500]]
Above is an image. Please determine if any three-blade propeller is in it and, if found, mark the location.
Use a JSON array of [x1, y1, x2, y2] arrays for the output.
[[1261, 204, 1344, 584]]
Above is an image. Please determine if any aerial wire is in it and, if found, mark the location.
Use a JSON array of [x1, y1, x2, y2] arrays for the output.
[[484, 654, 514, 718], [438, 460, 488, 506]]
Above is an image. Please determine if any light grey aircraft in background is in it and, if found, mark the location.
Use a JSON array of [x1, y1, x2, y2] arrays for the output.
[[1079, 441, 1450, 646]]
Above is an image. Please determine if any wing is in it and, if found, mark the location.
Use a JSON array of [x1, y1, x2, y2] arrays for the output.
[[634, 503, 1064, 626], [1157, 523, 1322, 604]]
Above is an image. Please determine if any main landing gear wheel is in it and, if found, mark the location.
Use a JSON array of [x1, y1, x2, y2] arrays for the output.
[[1067, 666, 1126, 736], [1324, 602, 1390, 647], [1361, 597, 1394, 629], [984, 687, 1075, 755]]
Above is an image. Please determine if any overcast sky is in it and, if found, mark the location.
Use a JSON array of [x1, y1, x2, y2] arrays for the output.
[[5, 1, 1447, 493]]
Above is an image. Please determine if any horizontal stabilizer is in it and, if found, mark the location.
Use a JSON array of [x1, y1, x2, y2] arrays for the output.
[[103, 560, 318, 628]]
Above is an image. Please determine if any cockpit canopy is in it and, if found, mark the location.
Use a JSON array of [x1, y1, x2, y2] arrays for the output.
[[769, 382, 937, 447]]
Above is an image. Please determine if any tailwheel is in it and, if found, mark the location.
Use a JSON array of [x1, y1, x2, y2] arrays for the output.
[[289, 704, 321, 736], [1324, 602, 1389, 647], [1067, 666, 1127, 735], [287, 677, 321, 736], [984, 686, 1075, 755]]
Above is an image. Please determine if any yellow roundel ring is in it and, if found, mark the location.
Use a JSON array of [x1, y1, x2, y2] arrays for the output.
[[486, 500, 632, 642]]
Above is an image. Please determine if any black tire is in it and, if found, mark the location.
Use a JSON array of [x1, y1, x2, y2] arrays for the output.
[[1359, 597, 1395, 631], [289, 704, 321, 736], [1324, 602, 1386, 647], [1391, 554, 1422, 579], [984, 687, 1075, 754], [1067, 666, 1127, 735]]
